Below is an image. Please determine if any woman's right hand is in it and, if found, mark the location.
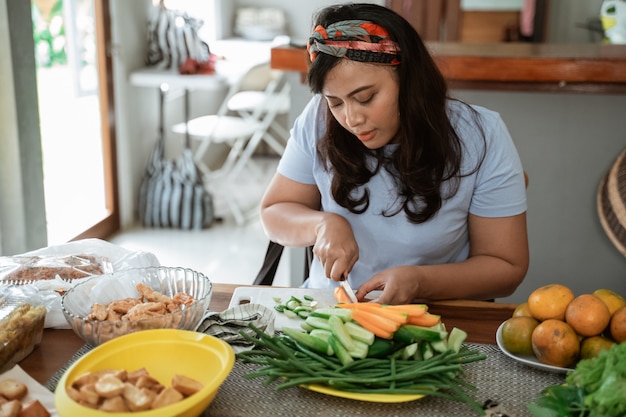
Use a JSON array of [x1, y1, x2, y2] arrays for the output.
[[313, 214, 359, 282]]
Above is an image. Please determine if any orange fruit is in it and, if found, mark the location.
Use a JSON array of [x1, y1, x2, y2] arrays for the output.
[[593, 289, 626, 316], [500, 316, 539, 356], [610, 306, 626, 343], [512, 302, 533, 318], [531, 319, 580, 368], [579, 335, 616, 360], [527, 284, 575, 321], [564, 294, 611, 337]]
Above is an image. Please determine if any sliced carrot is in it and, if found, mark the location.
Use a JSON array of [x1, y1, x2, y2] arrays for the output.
[[351, 309, 401, 334], [383, 304, 428, 317], [349, 314, 394, 340], [338, 303, 409, 325], [334, 286, 352, 304], [336, 302, 382, 309], [406, 312, 441, 327]]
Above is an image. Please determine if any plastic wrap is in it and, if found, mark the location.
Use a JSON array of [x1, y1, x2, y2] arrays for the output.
[[0, 253, 112, 284], [0, 239, 160, 329]]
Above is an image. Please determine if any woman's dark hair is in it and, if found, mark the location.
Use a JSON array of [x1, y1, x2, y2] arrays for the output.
[[309, 3, 483, 223]]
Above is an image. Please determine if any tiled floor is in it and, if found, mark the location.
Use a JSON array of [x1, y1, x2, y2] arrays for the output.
[[108, 156, 294, 288]]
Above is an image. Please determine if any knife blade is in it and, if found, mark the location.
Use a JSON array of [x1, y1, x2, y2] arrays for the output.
[[340, 279, 358, 303]]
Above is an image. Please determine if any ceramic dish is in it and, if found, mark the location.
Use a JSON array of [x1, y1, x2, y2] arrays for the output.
[[302, 384, 425, 403], [496, 322, 575, 374]]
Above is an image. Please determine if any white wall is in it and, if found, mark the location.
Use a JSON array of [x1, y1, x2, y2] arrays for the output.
[[548, 0, 607, 43], [233, 0, 384, 41], [453, 90, 626, 303], [0, 0, 48, 255]]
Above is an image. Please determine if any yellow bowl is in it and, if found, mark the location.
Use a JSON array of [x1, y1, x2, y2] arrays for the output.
[[54, 329, 234, 417]]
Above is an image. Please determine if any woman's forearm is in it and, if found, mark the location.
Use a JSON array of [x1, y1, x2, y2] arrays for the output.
[[413, 254, 527, 301], [260, 202, 326, 247]]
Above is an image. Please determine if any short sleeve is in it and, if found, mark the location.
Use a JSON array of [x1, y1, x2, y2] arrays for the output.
[[276, 95, 326, 185], [470, 109, 527, 217]]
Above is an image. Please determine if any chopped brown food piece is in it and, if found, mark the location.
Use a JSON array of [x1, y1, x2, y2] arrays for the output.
[[77, 384, 100, 407], [98, 396, 129, 412], [94, 375, 125, 398], [66, 367, 204, 412], [151, 387, 184, 409], [126, 368, 150, 385], [0, 381, 27, 401], [122, 383, 152, 412], [0, 400, 21, 417], [172, 374, 203, 396], [17, 399, 50, 417]]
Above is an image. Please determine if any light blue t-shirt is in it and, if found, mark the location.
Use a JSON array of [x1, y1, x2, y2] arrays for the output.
[[277, 95, 526, 290]]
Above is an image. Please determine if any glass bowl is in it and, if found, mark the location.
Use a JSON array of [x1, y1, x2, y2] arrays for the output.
[[61, 266, 212, 346]]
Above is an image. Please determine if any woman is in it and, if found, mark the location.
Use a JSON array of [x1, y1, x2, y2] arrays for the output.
[[260, 3, 528, 304]]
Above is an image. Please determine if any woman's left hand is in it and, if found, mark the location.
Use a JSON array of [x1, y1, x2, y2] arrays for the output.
[[355, 266, 421, 304]]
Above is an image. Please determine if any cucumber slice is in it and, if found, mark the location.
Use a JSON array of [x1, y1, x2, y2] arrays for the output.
[[366, 337, 396, 358], [393, 324, 447, 344], [305, 316, 331, 331], [328, 334, 354, 366], [282, 327, 329, 355], [402, 343, 419, 360], [328, 315, 355, 351], [349, 339, 369, 359], [429, 339, 448, 354], [310, 308, 353, 322], [344, 321, 375, 345], [447, 327, 468, 353], [310, 329, 334, 356]]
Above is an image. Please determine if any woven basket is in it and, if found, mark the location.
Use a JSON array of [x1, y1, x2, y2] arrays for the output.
[[597, 147, 626, 257]]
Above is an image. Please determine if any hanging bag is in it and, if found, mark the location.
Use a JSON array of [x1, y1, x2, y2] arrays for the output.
[[145, 0, 211, 70], [138, 88, 215, 230]]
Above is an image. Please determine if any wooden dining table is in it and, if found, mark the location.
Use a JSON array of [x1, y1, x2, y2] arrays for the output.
[[16, 283, 569, 416], [19, 283, 517, 386]]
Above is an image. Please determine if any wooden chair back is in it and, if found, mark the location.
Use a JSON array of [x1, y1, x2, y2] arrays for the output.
[[385, 0, 462, 41]]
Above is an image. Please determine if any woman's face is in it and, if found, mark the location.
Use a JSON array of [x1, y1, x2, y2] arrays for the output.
[[322, 59, 400, 148]]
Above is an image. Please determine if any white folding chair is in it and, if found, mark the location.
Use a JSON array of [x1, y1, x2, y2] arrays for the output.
[[171, 61, 290, 224], [226, 68, 290, 156]]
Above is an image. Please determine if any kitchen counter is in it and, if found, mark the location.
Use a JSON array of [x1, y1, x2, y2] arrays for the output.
[[271, 42, 626, 94]]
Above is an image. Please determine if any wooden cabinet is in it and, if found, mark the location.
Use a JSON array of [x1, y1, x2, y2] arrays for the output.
[[270, 43, 626, 94], [461, 11, 521, 42]]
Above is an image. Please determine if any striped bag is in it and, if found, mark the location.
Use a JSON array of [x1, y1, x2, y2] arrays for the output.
[[138, 91, 215, 230], [145, 0, 210, 70]]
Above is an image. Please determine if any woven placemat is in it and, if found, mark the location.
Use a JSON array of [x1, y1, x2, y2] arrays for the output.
[[46, 343, 564, 417]]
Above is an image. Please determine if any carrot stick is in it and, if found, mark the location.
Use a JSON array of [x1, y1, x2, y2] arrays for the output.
[[383, 304, 428, 317], [406, 312, 441, 327], [350, 309, 401, 334], [336, 302, 382, 309], [334, 286, 352, 304], [338, 303, 409, 325], [349, 313, 394, 340]]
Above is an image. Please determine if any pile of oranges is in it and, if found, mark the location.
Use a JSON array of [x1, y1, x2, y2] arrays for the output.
[[500, 284, 626, 368]]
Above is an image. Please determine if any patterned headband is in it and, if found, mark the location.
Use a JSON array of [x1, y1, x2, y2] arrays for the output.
[[307, 19, 401, 65]]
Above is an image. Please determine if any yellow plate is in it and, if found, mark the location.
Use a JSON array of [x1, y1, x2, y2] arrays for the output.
[[303, 384, 426, 403]]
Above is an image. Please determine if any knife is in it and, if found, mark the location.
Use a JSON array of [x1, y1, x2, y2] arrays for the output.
[[340, 278, 358, 303]]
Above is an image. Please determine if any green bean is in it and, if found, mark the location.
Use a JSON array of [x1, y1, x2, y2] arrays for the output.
[[237, 324, 485, 415]]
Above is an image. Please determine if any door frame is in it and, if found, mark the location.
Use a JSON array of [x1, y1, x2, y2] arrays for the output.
[[72, 0, 120, 241]]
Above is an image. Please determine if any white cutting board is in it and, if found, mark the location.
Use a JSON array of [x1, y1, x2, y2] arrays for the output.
[[228, 287, 339, 330]]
